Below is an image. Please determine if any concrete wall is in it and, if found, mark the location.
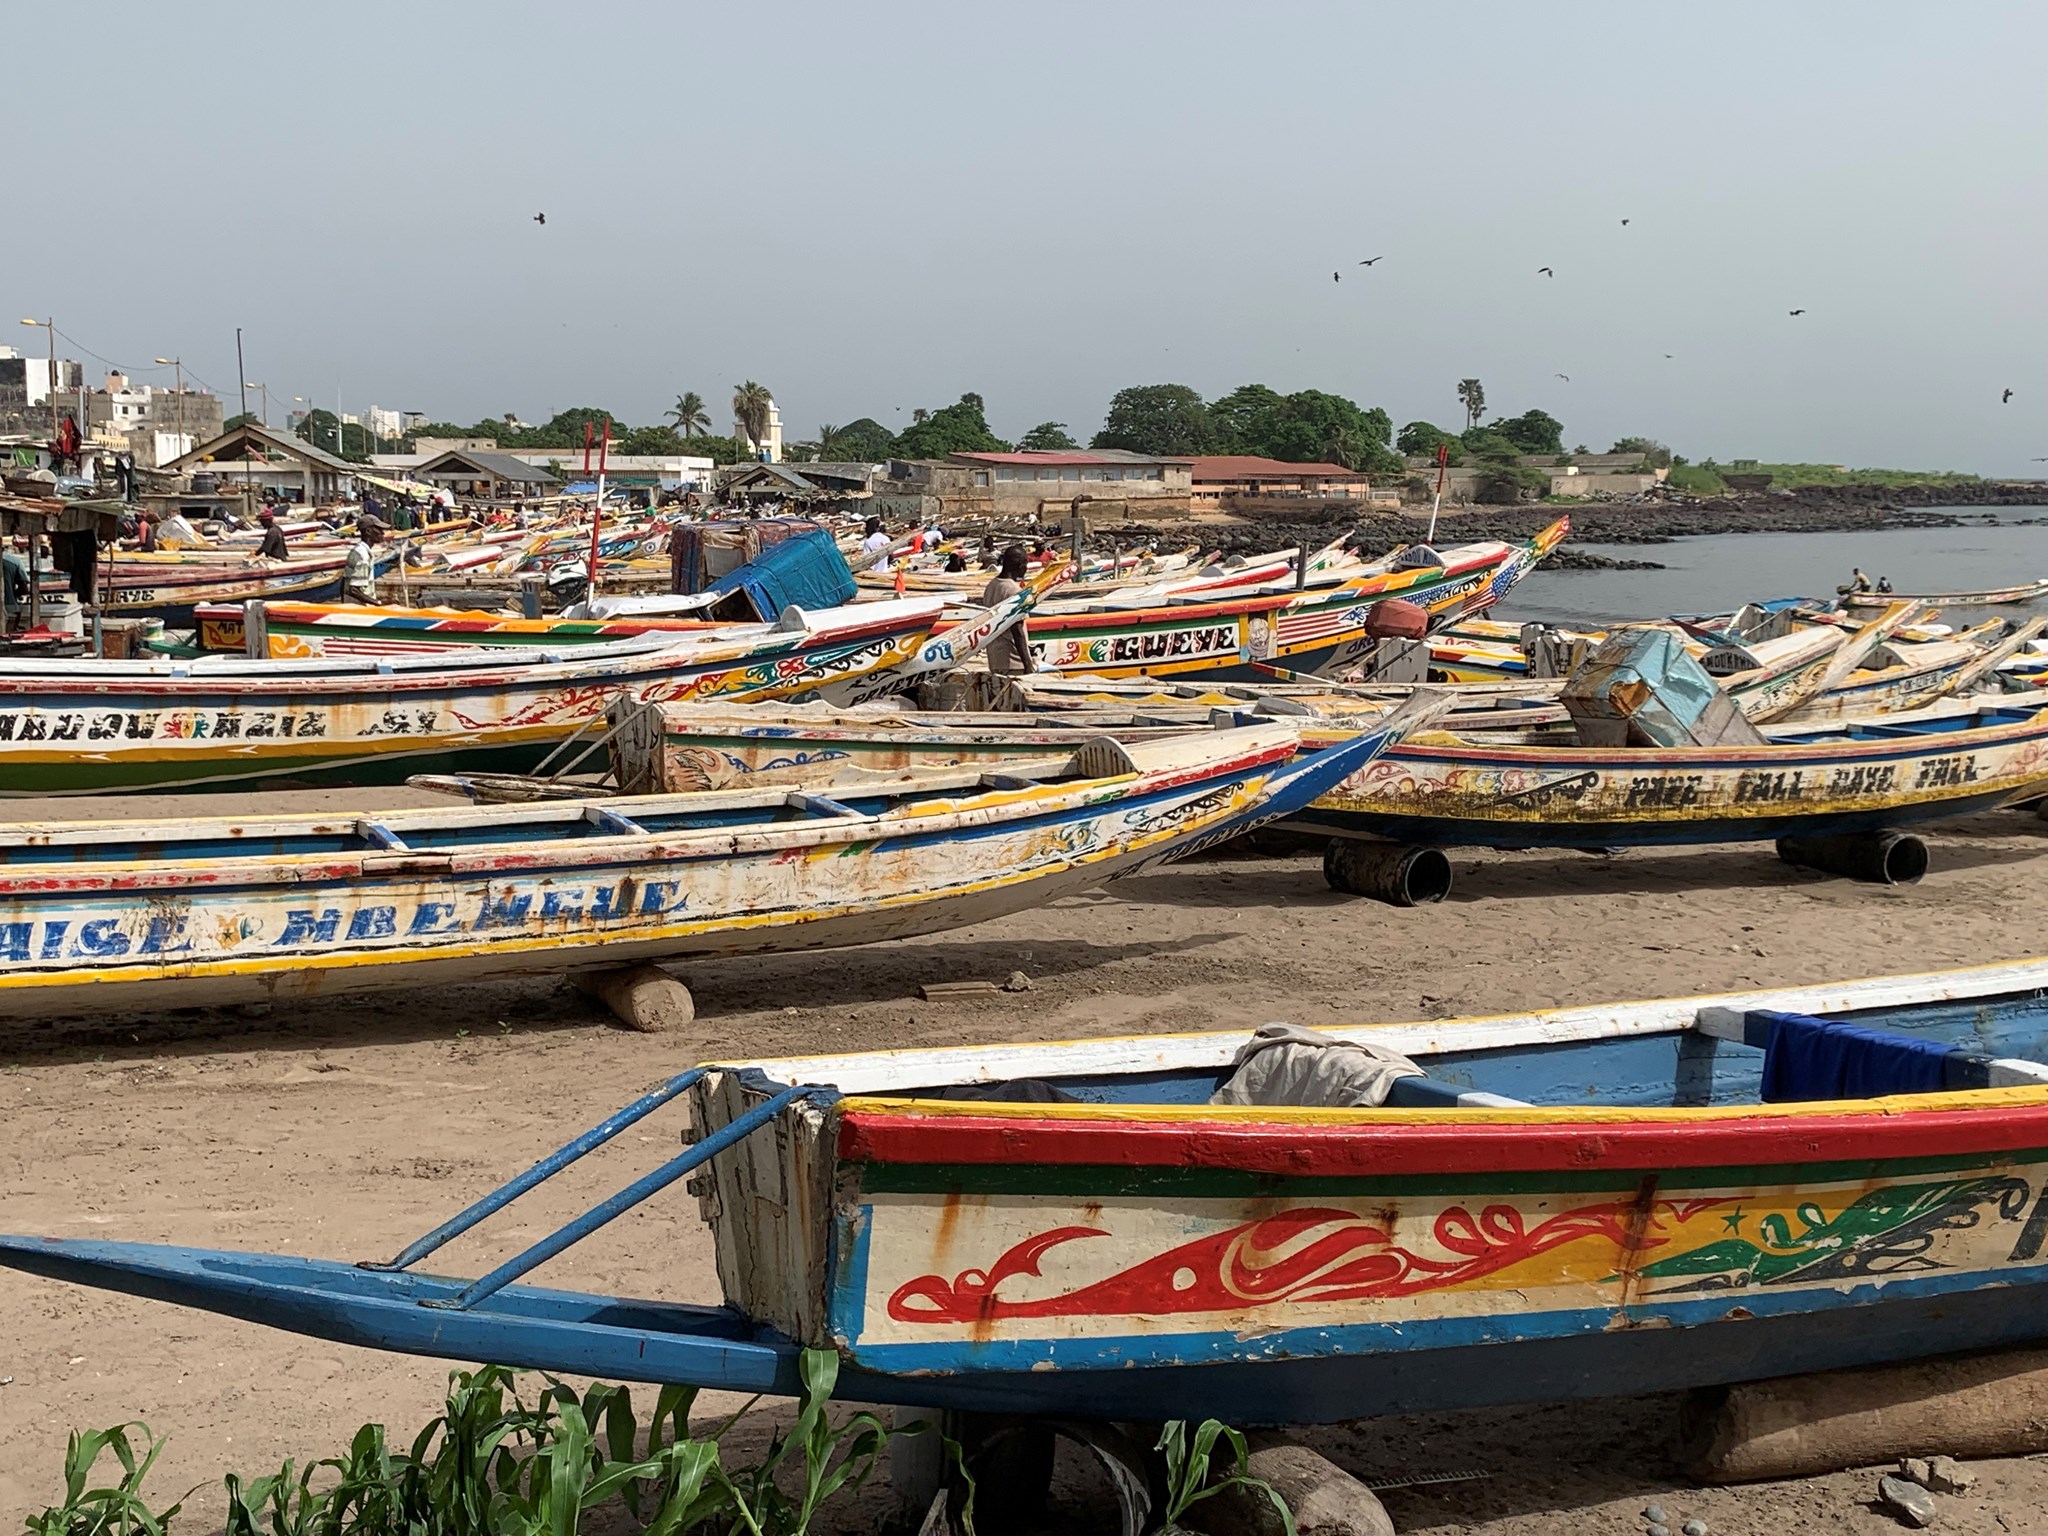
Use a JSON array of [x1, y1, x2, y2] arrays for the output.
[[1544, 472, 1659, 497]]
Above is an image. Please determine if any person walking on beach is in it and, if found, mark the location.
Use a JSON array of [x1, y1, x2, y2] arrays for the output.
[[982, 544, 1036, 675], [344, 514, 387, 604]]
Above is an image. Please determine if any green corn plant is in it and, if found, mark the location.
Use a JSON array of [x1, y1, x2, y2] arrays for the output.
[[23, 1424, 181, 1536], [708, 1350, 900, 1536], [48, 1355, 979, 1536], [1156, 1420, 1296, 1536]]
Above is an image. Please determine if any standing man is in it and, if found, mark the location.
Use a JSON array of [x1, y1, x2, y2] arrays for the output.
[[255, 510, 290, 561], [344, 514, 386, 604], [981, 545, 1036, 675], [860, 515, 892, 571]]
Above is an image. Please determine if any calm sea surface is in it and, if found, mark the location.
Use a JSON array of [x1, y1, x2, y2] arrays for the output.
[[1498, 509, 2048, 626]]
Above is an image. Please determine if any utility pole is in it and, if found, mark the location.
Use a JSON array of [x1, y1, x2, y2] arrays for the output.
[[235, 330, 253, 503]]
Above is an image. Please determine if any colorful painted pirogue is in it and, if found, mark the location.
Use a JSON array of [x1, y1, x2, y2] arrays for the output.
[[0, 715, 1418, 1018], [1299, 696, 2048, 848], [604, 687, 2048, 852], [11, 957, 2048, 1421], [1016, 517, 1567, 681], [1841, 578, 2048, 610], [0, 593, 1026, 794], [194, 518, 1569, 683], [91, 548, 401, 624]]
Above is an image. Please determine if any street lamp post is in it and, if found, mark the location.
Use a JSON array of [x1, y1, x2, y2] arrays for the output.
[[153, 356, 185, 455], [244, 382, 271, 426], [18, 318, 55, 447]]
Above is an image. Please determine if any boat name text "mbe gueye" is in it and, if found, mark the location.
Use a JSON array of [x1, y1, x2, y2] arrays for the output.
[[3, 881, 701, 961]]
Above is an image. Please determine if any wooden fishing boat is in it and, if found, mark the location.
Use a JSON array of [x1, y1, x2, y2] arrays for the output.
[[1841, 578, 2048, 610], [1018, 518, 1566, 682], [601, 693, 1521, 795], [12, 956, 2048, 1422], [211, 520, 1565, 684], [0, 716, 1411, 1018], [604, 688, 2048, 859], [0, 593, 1027, 794], [1297, 695, 2048, 849], [92, 548, 401, 624]]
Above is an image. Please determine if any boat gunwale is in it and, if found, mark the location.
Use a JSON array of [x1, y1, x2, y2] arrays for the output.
[[0, 729, 1302, 890], [721, 954, 2048, 1097]]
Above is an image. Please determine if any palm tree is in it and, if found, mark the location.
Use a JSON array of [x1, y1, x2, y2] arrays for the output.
[[668, 391, 710, 438], [1457, 378, 1486, 432], [732, 381, 773, 457], [815, 423, 841, 459]]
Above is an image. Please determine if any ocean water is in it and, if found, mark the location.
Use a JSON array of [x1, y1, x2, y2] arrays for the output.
[[1499, 509, 2048, 626]]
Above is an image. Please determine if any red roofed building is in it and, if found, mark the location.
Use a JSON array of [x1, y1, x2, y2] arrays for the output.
[[1189, 456, 1374, 510]]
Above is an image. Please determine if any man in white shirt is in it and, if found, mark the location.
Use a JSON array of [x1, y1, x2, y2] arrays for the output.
[[860, 515, 892, 571], [344, 514, 387, 605]]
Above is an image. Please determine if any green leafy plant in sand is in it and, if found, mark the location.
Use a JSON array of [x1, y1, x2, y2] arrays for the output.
[[31, 1345, 1301, 1536]]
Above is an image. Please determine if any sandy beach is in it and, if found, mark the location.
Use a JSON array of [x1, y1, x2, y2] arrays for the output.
[[3, 784, 2047, 1532]]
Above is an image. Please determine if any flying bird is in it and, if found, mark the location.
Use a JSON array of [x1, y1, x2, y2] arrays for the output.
[[1538, 267, 1554, 277], [1664, 353, 1675, 359], [1789, 308, 1806, 316], [1357, 256, 1384, 266], [533, 212, 546, 225], [2004, 389, 2015, 403], [1555, 373, 1571, 382], [1621, 218, 1631, 226], [1333, 271, 1341, 283]]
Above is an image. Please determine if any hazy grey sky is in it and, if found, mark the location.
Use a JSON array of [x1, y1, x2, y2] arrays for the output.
[[6, 2, 2043, 471]]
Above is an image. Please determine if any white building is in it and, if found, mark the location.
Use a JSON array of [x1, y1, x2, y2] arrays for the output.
[[365, 406, 406, 442], [0, 346, 84, 407]]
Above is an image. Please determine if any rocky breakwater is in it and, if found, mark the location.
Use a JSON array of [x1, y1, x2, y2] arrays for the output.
[[1112, 481, 2045, 564]]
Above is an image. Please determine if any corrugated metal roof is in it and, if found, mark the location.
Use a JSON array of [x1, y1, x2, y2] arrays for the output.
[[725, 462, 817, 492], [170, 421, 358, 473], [950, 450, 1191, 467], [1190, 456, 1365, 480], [416, 449, 561, 483]]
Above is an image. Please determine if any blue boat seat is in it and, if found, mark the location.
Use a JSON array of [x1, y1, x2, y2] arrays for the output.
[[1383, 1075, 1531, 1109]]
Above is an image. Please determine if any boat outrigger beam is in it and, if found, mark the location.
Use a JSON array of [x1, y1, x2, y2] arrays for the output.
[[364, 1071, 832, 1312]]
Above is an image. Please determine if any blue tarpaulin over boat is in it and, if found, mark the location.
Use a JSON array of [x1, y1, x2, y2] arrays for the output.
[[706, 525, 856, 618]]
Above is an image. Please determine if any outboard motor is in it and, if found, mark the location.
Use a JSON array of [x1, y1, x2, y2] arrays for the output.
[[546, 562, 590, 609]]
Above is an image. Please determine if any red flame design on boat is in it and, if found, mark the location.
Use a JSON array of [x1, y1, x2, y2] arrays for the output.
[[886, 1201, 1645, 1323]]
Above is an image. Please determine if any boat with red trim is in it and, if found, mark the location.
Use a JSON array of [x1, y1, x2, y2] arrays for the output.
[[9, 957, 2048, 1421]]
